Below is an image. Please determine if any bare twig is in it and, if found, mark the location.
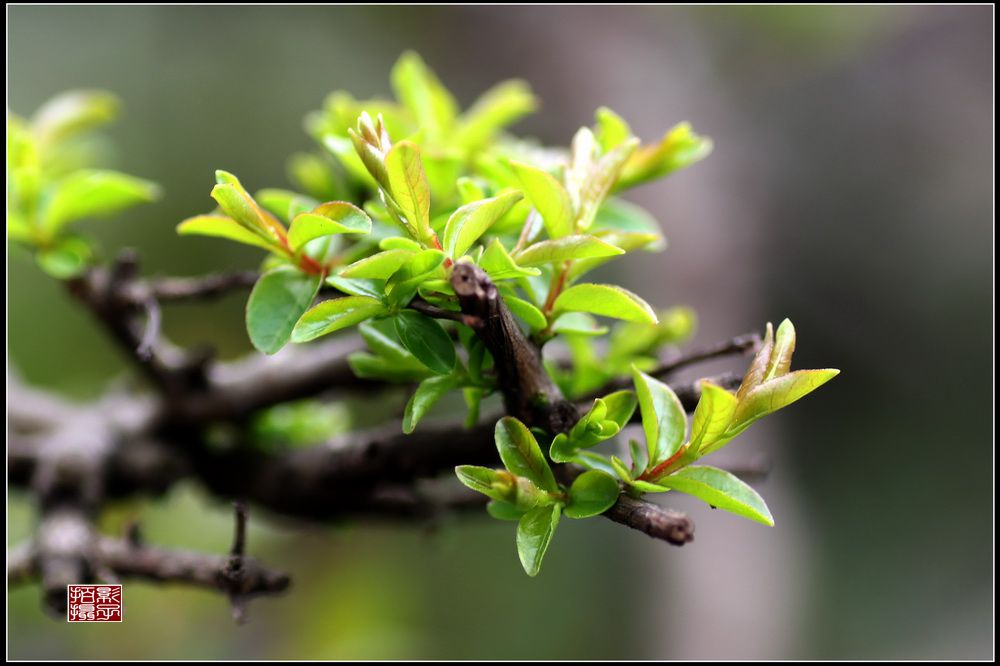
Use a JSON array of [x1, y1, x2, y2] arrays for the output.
[[134, 271, 259, 302]]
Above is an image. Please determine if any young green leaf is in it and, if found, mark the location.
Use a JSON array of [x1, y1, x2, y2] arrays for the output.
[[601, 390, 639, 428], [246, 267, 322, 354], [478, 238, 541, 280], [291, 296, 386, 343], [455, 466, 516, 503], [616, 122, 713, 191], [442, 190, 523, 259], [455, 79, 537, 150], [504, 296, 547, 331], [764, 318, 796, 383], [385, 141, 432, 240], [393, 309, 456, 374], [548, 433, 576, 464], [287, 201, 371, 250], [495, 417, 558, 492], [256, 188, 318, 222], [565, 470, 620, 519], [36, 236, 91, 279], [690, 380, 739, 456], [594, 106, 633, 152], [732, 369, 840, 428], [553, 284, 657, 324], [177, 215, 278, 251], [550, 312, 608, 337], [391, 51, 458, 140], [653, 465, 774, 526], [340, 249, 414, 279], [575, 138, 639, 232], [516, 504, 561, 577], [632, 366, 687, 468], [43, 169, 160, 233], [486, 500, 527, 521], [325, 276, 385, 300], [514, 235, 624, 267], [31, 89, 119, 145], [509, 161, 573, 239], [403, 375, 461, 433], [211, 170, 287, 244]]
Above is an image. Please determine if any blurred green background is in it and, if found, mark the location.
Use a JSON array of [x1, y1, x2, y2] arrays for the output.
[[8, 5, 992, 659]]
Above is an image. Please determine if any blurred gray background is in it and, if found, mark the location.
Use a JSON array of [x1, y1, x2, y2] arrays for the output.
[[8, 5, 992, 659]]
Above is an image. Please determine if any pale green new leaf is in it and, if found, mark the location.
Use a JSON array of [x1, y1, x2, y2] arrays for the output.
[[391, 51, 458, 140], [516, 504, 561, 577], [553, 284, 657, 324], [211, 170, 287, 244], [509, 161, 573, 239], [442, 190, 523, 258], [654, 465, 774, 526], [43, 169, 160, 233], [340, 249, 414, 279], [733, 369, 840, 428], [287, 202, 371, 250], [456, 79, 538, 150], [177, 215, 278, 251], [690, 380, 739, 454], [385, 141, 432, 240], [291, 296, 385, 342], [504, 296, 547, 331], [478, 238, 540, 280], [632, 367, 687, 468], [514, 235, 624, 267]]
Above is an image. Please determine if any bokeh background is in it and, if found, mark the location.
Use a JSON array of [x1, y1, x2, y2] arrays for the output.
[[7, 5, 992, 660]]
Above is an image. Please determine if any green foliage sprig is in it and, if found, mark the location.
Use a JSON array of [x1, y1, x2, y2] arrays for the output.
[[7, 52, 839, 578], [8, 91, 161, 278]]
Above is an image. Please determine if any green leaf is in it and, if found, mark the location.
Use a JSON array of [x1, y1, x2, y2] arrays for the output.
[[548, 433, 576, 464], [211, 170, 287, 244], [456, 79, 537, 150], [632, 366, 687, 468], [385, 141, 432, 240], [443, 191, 523, 259], [629, 438, 649, 476], [617, 122, 713, 191], [594, 106, 633, 152], [379, 236, 423, 252], [553, 284, 657, 324], [325, 276, 385, 300], [504, 296, 547, 331], [690, 381, 739, 456], [486, 500, 526, 521], [463, 387, 483, 428], [291, 296, 385, 342], [565, 471, 620, 519], [610, 455, 633, 483], [575, 138, 639, 232], [733, 369, 840, 428], [31, 89, 119, 145], [391, 51, 458, 140], [287, 202, 371, 250], [403, 375, 461, 433], [455, 466, 516, 503], [384, 249, 446, 306], [654, 465, 774, 526], [509, 161, 573, 239], [340, 249, 414, 279], [36, 236, 91, 279], [43, 169, 160, 233], [256, 188, 318, 222], [737, 322, 774, 402], [246, 267, 322, 354], [495, 417, 558, 492], [595, 391, 639, 434], [348, 352, 430, 383], [478, 238, 541, 280], [177, 215, 278, 251], [516, 504, 561, 577], [550, 312, 608, 336], [393, 309, 456, 374], [514, 235, 624, 267], [765, 318, 796, 382]]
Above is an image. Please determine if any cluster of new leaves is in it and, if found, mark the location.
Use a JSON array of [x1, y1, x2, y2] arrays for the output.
[[459, 319, 839, 575], [7, 91, 161, 278], [176, 52, 714, 431]]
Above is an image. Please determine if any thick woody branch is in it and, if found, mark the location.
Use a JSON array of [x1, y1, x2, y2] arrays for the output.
[[450, 263, 700, 545], [451, 263, 578, 434]]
